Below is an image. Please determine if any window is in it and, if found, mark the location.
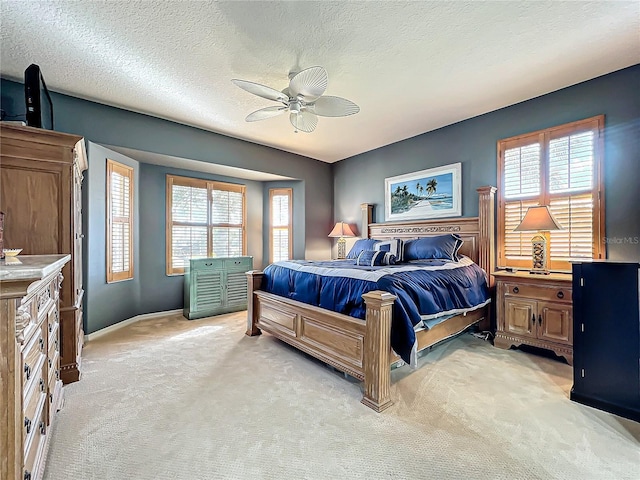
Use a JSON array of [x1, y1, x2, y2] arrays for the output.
[[107, 159, 134, 282], [497, 115, 605, 272], [166, 175, 245, 275], [270, 188, 292, 262]]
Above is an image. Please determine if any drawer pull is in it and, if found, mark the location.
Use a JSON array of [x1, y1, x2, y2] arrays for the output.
[[24, 364, 31, 380], [39, 420, 46, 435], [24, 417, 32, 434], [48, 358, 52, 368], [538, 314, 542, 326], [557, 291, 564, 299], [50, 393, 53, 403], [24, 471, 31, 480], [512, 286, 519, 294], [39, 378, 45, 392], [204, 262, 213, 266], [49, 323, 53, 333], [55, 370, 59, 380], [39, 337, 45, 351]]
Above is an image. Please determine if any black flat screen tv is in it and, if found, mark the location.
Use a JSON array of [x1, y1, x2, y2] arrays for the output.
[[24, 64, 53, 129]]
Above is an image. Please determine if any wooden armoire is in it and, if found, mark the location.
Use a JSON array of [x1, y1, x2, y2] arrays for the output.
[[0, 124, 87, 384]]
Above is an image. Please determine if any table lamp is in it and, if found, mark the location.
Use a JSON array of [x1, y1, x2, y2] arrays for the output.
[[514, 205, 562, 274], [328, 222, 356, 259]]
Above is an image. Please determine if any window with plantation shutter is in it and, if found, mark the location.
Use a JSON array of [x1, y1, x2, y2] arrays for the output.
[[498, 116, 604, 272], [166, 175, 245, 275], [107, 159, 134, 282], [270, 188, 292, 262]]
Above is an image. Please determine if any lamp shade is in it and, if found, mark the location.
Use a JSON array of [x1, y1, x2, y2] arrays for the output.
[[514, 206, 563, 232], [328, 222, 356, 238]]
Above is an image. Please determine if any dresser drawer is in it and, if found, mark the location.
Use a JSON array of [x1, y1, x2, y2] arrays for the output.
[[503, 282, 571, 303], [224, 257, 253, 271], [48, 349, 60, 385], [23, 404, 47, 480], [23, 369, 46, 447], [22, 325, 47, 392]]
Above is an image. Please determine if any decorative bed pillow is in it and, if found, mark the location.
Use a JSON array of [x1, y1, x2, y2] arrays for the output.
[[403, 234, 464, 262], [374, 239, 404, 262], [346, 239, 380, 259], [356, 249, 395, 266]]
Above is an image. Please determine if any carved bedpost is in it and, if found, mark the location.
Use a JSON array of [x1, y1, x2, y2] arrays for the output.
[[477, 186, 496, 287], [361, 290, 396, 412], [361, 203, 373, 239], [245, 270, 264, 336]]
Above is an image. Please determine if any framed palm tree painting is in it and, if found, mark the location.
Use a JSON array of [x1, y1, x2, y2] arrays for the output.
[[384, 162, 461, 221]]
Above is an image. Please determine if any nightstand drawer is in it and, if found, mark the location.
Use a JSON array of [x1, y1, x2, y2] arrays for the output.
[[503, 282, 571, 303]]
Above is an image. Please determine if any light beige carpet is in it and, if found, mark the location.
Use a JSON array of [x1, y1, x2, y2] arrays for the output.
[[44, 311, 639, 480]]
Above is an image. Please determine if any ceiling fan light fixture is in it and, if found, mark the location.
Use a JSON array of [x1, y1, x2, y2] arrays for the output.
[[289, 100, 301, 115], [233, 66, 359, 132]]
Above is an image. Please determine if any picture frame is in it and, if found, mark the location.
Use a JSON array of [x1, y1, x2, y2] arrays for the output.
[[384, 162, 462, 221]]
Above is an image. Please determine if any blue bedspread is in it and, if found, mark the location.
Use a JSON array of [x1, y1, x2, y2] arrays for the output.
[[262, 257, 490, 363]]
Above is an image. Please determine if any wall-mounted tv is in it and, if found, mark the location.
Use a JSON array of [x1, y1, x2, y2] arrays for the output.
[[24, 64, 54, 130]]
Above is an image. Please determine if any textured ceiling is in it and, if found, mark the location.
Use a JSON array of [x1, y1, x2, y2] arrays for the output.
[[1, 1, 638, 163]]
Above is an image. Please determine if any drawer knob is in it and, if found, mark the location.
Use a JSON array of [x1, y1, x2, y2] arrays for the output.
[[24, 364, 31, 380], [512, 286, 519, 294], [557, 291, 564, 299], [39, 420, 46, 435], [24, 417, 31, 434], [50, 393, 53, 403], [49, 323, 53, 333], [39, 378, 45, 392], [48, 358, 52, 368], [39, 337, 45, 351], [24, 471, 31, 480]]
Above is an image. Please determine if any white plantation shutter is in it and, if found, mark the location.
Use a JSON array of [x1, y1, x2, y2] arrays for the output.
[[270, 189, 292, 262], [166, 176, 245, 275], [107, 160, 134, 282], [498, 116, 604, 271]]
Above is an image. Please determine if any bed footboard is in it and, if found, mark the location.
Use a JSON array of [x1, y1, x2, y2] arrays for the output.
[[246, 271, 396, 412]]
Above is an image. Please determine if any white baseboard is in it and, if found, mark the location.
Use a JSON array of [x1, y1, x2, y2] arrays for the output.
[[85, 309, 183, 342]]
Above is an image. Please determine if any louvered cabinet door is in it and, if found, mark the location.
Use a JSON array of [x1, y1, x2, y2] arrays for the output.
[[226, 271, 248, 308], [195, 271, 223, 311]]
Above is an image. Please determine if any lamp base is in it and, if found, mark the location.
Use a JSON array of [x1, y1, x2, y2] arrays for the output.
[[337, 238, 347, 260]]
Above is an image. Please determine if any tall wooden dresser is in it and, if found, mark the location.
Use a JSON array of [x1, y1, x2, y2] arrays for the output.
[[1, 254, 69, 480], [0, 125, 87, 384]]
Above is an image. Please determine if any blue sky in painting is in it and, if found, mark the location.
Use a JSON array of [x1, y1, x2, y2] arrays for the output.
[[391, 172, 453, 196]]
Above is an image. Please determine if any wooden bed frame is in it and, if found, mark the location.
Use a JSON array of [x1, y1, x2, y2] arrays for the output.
[[246, 186, 496, 412]]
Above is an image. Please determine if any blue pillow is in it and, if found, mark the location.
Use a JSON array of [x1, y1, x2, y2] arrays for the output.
[[374, 239, 404, 261], [403, 235, 464, 262], [356, 250, 387, 266], [346, 239, 380, 259]]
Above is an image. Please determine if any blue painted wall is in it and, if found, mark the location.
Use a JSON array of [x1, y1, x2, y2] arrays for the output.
[[84, 144, 142, 333], [332, 65, 640, 262]]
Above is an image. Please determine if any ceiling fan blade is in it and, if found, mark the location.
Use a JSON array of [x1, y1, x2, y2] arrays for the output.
[[311, 96, 360, 117], [245, 106, 287, 122], [289, 66, 327, 102], [232, 79, 287, 103], [290, 111, 318, 133]]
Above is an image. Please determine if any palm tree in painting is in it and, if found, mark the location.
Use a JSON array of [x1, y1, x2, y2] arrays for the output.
[[402, 185, 409, 197], [425, 179, 438, 198], [418, 184, 424, 198], [415, 182, 421, 198]]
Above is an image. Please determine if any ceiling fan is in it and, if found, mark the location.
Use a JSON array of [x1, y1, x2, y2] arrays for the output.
[[232, 66, 359, 133]]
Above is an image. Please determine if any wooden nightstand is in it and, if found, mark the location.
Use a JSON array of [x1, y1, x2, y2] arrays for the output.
[[493, 270, 573, 365]]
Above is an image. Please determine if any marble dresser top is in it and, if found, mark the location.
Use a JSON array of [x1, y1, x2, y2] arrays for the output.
[[0, 254, 71, 281]]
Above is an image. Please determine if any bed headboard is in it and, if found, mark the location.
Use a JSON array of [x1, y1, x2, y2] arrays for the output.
[[362, 186, 496, 285]]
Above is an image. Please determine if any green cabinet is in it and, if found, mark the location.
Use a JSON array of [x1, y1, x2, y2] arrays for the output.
[[183, 256, 253, 320]]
